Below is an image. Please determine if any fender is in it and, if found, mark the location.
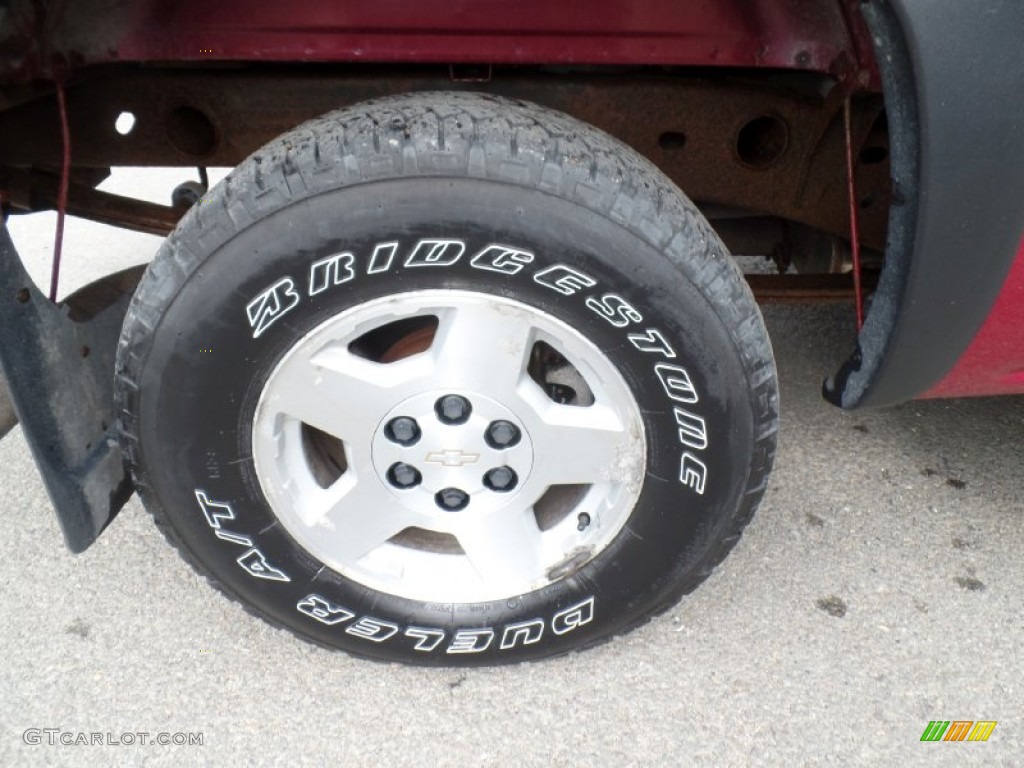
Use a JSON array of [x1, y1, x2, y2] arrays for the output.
[[826, 0, 1024, 408]]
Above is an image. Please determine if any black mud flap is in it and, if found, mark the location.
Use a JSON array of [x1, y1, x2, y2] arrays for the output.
[[0, 225, 139, 552]]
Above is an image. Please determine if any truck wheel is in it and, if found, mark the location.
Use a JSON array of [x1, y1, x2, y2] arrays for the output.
[[115, 92, 777, 665]]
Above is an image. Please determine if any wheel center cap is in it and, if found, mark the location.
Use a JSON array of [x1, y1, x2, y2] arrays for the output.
[[424, 449, 480, 468], [371, 390, 534, 516]]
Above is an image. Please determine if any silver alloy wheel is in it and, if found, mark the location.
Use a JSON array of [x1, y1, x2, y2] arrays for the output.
[[252, 290, 645, 603]]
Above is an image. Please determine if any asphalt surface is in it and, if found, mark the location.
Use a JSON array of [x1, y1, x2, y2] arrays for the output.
[[1, 170, 1022, 767]]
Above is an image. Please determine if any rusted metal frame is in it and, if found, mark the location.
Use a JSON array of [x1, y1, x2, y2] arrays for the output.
[[793, 91, 886, 220], [744, 272, 877, 303], [0, 68, 891, 247], [792, 82, 849, 204], [0, 166, 179, 235]]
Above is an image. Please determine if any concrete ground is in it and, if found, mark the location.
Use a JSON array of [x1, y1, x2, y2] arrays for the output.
[[1, 170, 1021, 766]]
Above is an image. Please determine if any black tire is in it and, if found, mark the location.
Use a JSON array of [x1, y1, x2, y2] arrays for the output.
[[115, 92, 778, 666]]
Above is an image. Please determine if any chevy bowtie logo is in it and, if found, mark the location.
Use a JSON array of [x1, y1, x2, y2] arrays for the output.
[[424, 449, 480, 467]]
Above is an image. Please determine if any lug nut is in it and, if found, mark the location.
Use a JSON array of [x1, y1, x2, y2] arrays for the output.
[[483, 466, 518, 492], [485, 420, 521, 449], [387, 462, 422, 489], [435, 394, 472, 425], [385, 416, 421, 446], [435, 487, 470, 511]]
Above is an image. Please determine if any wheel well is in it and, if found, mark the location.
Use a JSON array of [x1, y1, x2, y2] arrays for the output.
[[0, 64, 889, 257]]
